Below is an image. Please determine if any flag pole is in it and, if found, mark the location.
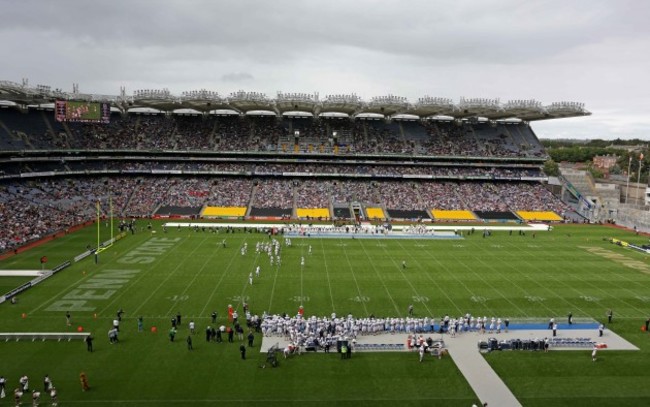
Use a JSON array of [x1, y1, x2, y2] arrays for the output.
[[96, 201, 100, 264], [636, 155, 644, 206], [97, 201, 100, 249], [110, 195, 114, 242], [625, 155, 632, 204]]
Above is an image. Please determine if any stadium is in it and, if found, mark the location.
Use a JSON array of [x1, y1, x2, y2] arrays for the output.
[[0, 80, 649, 407]]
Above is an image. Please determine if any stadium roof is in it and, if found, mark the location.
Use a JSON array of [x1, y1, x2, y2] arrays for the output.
[[0, 79, 590, 121]]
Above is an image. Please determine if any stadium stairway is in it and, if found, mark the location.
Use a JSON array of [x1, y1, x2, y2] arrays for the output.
[[40, 110, 56, 147], [60, 121, 73, 148], [246, 186, 256, 217]]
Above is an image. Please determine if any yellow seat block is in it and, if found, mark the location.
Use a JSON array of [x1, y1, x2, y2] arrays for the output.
[[296, 208, 330, 218], [202, 207, 247, 217], [431, 210, 477, 220], [366, 207, 386, 219], [516, 211, 563, 221]]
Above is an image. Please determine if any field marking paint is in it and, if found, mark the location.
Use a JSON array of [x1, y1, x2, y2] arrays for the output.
[[377, 241, 433, 316], [452, 244, 533, 317], [570, 246, 650, 315], [47, 396, 481, 404], [556, 246, 650, 315], [166, 295, 189, 302], [28, 233, 156, 313], [198, 237, 252, 317], [357, 240, 401, 316], [94, 236, 192, 316], [234, 238, 268, 312], [340, 240, 370, 316], [266, 253, 282, 313], [470, 296, 488, 304], [129, 236, 210, 317], [467, 249, 541, 315], [164, 235, 226, 317], [416, 240, 509, 315], [397, 241, 465, 315], [467, 239, 571, 317], [319, 238, 336, 312], [579, 246, 650, 275], [300, 246, 304, 306], [500, 240, 638, 317]]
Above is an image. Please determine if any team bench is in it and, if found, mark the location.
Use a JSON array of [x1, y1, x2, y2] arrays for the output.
[[0, 332, 90, 342]]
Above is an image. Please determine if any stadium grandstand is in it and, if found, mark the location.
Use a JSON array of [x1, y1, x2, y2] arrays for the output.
[[0, 79, 592, 253]]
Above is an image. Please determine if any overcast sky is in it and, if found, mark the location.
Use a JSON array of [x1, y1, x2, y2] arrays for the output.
[[2, 0, 649, 140]]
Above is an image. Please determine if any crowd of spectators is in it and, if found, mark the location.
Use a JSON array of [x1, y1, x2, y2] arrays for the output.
[[455, 182, 508, 212], [495, 182, 571, 215], [0, 181, 95, 252], [1, 159, 544, 180], [381, 181, 421, 210], [0, 108, 547, 158], [0, 175, 571, 253], [0, 109, 565, 253], [295, 180, 331, 208], [123, 177, 172, 216], [252, 179, 294, 209], [161, 177, 213, 207], [418, 182, 467, 210], [207, 178, 254, 207], [331, 180, 381, 205]]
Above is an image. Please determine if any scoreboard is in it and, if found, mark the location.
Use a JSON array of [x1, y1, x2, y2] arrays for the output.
[[55, 100, 111, 123]]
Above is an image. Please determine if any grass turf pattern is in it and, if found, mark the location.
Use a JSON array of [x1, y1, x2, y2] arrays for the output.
[[1, 221, 649, 406]]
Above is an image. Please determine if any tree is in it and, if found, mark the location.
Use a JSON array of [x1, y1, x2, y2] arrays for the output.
[[543, 159, 560, 176]]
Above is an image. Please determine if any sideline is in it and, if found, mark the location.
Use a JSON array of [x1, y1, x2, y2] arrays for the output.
[[260, 324, 637, 407]]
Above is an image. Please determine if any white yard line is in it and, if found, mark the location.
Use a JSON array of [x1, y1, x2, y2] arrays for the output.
[[130, 235, 210, 316], [417, 243, 497, 316], [266, 255, 282, 314], [521, 239, 650, 317], [554, 248, 650, 316], [164, 237, 226, 317], [319, 238, 336, 312], [358, 240, 401, 316], [341, 240, 370, 316], [467, 240, 556, 316], [396, 241, 465, 315], [383, 241, 434, 316], [198, 240, 251, 316], [501, 241, 594, 317]]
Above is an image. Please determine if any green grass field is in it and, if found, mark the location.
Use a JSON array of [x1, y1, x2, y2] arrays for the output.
[[1, 221, 650, 406]]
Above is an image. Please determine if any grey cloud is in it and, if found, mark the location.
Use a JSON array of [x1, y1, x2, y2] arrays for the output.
[[221, 72, 254, 82], [1, 0, 650, 138], [4, 0, 646, 64]]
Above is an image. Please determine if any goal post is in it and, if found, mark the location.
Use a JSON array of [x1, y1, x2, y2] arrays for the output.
[[95, 196, 115, 258]]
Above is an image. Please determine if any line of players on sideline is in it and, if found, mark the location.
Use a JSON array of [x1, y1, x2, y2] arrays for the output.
[[0, 374, 59, 406]]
